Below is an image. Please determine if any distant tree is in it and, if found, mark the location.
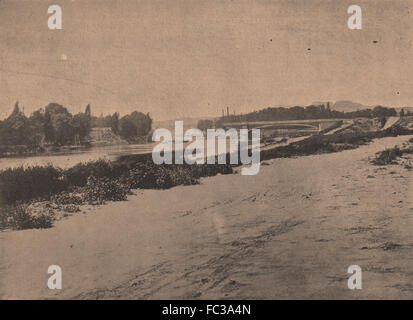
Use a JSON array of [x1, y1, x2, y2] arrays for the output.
[[0, 101, 156, 151], [119, 111, 152, 139], [27, 109, 46, 146], [91, 111, 120, 135], [84, 104, 92, 132], [72, 112, 91, 143], [52, 113, 74, 145], [0, 120, 5, 146], [129, 112, 152, 136], [372, 106, 397, 118], [119, 117, 137, 139], [3, 102, 29, 145], [320, 104, 326, 113], [400, 109, 405, 117], [216, 104, 399, 124], [85, 104, 91, 118], [44, 110, 54, 143], [197, 119, 213, 131], [326, 102, 331, 114], [44, 103, 75, 145], [11, 101, 21, 116], [110, 112, 119, 134]]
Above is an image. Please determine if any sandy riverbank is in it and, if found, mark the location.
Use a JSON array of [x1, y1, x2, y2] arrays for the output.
[[1, 135, 413, 299]]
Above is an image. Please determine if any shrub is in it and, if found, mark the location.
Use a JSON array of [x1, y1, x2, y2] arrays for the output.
[[7, 204, 54, 230], [123, 162, 231, 190], [61, 204, 81, 213], [82, 176, 129, 204], [373, 147, 403, 165], [52, 191, 84, 205], [168, 166, 200, 186], [0, 165, 66, 206], [372, 146, 413, 165], [64, 159, 127, 187]]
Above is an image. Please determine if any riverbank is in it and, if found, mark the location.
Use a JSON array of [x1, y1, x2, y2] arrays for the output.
[[1, 123, 412, 230], [1, 134, 413, 299], [0, 140, 146, 161]]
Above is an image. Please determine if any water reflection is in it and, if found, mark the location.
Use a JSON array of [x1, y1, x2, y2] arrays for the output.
[[0, 143, 157, 170]]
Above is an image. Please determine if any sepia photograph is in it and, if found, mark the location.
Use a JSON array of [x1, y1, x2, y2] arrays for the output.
[[1, 0, 413, 305]]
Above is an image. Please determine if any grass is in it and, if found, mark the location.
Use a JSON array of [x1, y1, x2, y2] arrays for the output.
[[0, 158, 232, 230], [372, 145, 413, 165], [262, 124, 413, 161], [372, 147, 404, 165], [2, 204, 54, 230]]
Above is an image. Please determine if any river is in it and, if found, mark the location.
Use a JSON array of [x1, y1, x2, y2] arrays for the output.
[[0, 134, 311, 171], [0, 143, 157, 170]]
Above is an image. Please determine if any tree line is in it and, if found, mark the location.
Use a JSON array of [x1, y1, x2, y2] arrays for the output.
[[220, 104, 398, 123], [0, 102, 152, 153], [91, 111, 152, 138], [197, 104, 400, 130]]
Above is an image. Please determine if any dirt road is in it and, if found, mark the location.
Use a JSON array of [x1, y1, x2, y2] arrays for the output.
[[1, 135, 413, 299]]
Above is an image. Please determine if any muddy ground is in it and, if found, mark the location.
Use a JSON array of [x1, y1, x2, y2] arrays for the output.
[[1, 135, 413, 299]]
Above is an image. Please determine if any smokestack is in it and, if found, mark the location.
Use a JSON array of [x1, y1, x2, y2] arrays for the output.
[[227, 106, 229, 117]]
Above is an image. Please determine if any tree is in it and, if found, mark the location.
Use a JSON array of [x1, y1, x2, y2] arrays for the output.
[[372, 106, 397, 118], [27, 109, 46, 146], [119, 117, 137, 139], [3, 102, 29, 145], [44, 103, 75, 145], [11, 101, 21, 116], [119, 111, 152, 140], [85, 104, 91, 118], [198, 119, 213, 131], [128, 111, 152, 136], [72, 113, 91, 143], [52, 113, 74, 145], [109, 112, 119, 134], [70, 104, 92, 143]]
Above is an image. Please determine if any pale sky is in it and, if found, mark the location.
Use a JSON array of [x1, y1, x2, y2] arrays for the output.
[[0, 0, 412, 120]]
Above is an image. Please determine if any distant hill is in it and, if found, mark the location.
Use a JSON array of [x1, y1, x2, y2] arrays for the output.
[[333, 100, 370, 111], [312, 100, 370, 112]]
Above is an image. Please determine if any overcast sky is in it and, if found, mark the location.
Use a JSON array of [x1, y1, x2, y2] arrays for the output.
[[0, 0, 412, 120]]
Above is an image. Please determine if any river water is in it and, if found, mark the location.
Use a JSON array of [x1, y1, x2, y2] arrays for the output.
[[0, 143, 158, 170], [0, 134, 310, 171]]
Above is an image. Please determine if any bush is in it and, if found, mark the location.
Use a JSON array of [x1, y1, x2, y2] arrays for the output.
[[0, 165, 66, 206], [260, 131, 379, 161], [52, 191, 84, 205], [61, 204, 81, 213], [0, 156, 234, 207], [373, 147, 403, 165], [168, 166, 200, 186], [125, 164, 198, 189], [372, 146, 413, 165], [82, 176, 129, 204], [64, 159, 127, 187], [7, 204, 54, 230], [123, 161, 232, 190]]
